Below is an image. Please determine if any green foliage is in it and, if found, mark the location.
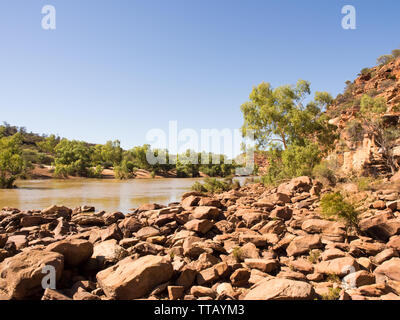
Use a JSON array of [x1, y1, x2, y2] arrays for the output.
[[320, 192, 359, 232], [191, 177, 240, 194], [346, 121, 364, 142], [377, 54, 394, 66], [232, 247, 242, 263], [262, 141, 321, 185], [0, 134, 27, 188], [308, 249, 322, 264], [240, 80, 335, 150], [359, 67, 371, 76], [92, 140, 123, 168], [321, 287, 341, 300], [114, 159, 135, 179], [54, 139, 93, 178], [312, 160, 336, 185], [355, 176, 374, 191], [326, 274, 341, 283], [36, 134, 60, 154], [360, 94, 387, 114], [392, 49, 400, 58]]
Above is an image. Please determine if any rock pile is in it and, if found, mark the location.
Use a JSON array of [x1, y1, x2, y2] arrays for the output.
[[0, 176, 399, 300]]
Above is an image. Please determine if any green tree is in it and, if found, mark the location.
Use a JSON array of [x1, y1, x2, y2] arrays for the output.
[[54, 139, 93, 177], [241, 80, 335, 150], [36, 134, 60, 154], [377, 54, 394, 66], [320, 192, 359, 237], [0, 134, 27, 188]]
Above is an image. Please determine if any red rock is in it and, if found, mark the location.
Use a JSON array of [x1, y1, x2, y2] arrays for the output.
[[374, 258, 400, 282], [244, 259, 279, 273], [230, 268, 250, 287], [96, 255, 173, 300], [47, 239, 93, 267], [286, 234, 322, 257], [185, 219, 214, 234], [315, 257, 360, 277], [244, 278, 315, 300], [0, 249, 64, 300]]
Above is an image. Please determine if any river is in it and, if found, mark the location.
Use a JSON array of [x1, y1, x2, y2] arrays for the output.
[[0, 177, 248, 213]]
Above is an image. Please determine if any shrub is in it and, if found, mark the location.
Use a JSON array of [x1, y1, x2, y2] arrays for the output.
[[262, 141, 322, 185], [377, 54, 394, 66], [360, 68, 371, 76], [393, 104, 400, 112], [232, 247, 242, 262], [355, 176, 374, 191], [360, 94, 387, 114], [0, 134, 28, 188], [114, 159, 135, 179], [392, 49, 400, 58], [308, 249, 322, 264], [346, 121, 364, 142], [191, 177, 240, 194], [321, 287, 341, 300], [320, 192, 359, 233], [312, 161, 336, 185]]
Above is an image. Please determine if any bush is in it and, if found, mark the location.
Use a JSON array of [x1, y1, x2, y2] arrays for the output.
[[392, 49, 400, 58], [262, 142, 321, 185], [360, 94, 387, 114], [346, 121, 364, 142], [54, 139, 93, 178], [377, 54, 394, 66], [0, 134, 28, 188], [114, 159, 135, 179], [355, 176, 374, 191], [312, 161, 336, 185], [191, 177, 240, 194], [360, 68, 371, 76], [321, 287, 341, 300], [320, 192, 359, 233], [308, 249, 322, 264]]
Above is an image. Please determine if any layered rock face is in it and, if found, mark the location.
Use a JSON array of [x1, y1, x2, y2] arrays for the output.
[[326, 57, 400, 177], [0, 177, 400, 300]]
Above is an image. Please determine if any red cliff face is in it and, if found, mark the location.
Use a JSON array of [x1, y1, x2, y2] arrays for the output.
[[326, 57, 400, 178]]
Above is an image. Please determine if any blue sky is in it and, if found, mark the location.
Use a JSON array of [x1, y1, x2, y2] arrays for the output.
[[0, 0, 399, 151]]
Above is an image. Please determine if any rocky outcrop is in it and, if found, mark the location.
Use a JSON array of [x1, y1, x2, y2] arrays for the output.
[[326, 57, 400, 177], [0, 176, 399, 300]]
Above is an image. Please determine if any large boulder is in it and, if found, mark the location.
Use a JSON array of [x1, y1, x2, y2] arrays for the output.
[[192, 206, 220, 220], [277, 176, 313, 195], [374, 258, 400, 282], [286, 234, 322, 257], [244, 278, 315, 300], [360, 216, 400, 241], [315, 257, 360, 277], [0, 249, 64, 299], [91, 239, 128, 267], [46, 239, 93, 267], [41, 205, 72, 219], [301, 219, 346, 235], [96, 255, 173, 299]]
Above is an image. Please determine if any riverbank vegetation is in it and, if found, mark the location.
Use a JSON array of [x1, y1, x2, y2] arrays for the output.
[[0, 122, 239, 188], [240, 79, 337, 186]]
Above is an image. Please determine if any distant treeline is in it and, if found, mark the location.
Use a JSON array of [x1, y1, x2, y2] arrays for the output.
[[0, 122, 239, 188]]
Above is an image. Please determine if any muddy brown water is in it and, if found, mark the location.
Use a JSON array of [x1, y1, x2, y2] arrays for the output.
[[0, 177, 247, 213]]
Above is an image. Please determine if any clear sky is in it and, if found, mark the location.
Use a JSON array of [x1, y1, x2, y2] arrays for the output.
[[1, 0, 399, 151]]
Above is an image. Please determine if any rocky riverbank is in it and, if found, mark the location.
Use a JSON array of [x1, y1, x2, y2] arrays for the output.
[[0, 176, 399, 300]]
